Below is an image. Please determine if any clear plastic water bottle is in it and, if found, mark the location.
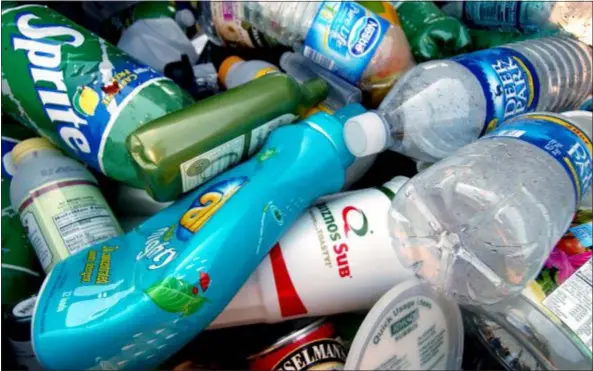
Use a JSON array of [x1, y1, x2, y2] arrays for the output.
[[343, 36, 593, 163], [388, 111, 593, 305], [441, 1, 592, 46], [226, 1, 415, 92]]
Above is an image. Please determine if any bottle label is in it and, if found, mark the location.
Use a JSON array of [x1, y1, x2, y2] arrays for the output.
[[452, 47, 540, 135], [210, 2, 278, 48], [2, 5, 175, 175], [303, 1, 390, 84], [179, 114, 297, 192], [18, 179, 122, 273], [462, 1, 526, 31], [485, 114, 592, 204], [351, 295, 450, 370]]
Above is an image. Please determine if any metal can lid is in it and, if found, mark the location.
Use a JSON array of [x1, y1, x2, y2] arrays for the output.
[[345, 278, 464, 370]]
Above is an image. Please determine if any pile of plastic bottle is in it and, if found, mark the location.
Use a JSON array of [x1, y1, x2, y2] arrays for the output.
[[1, 1, 592, 371]]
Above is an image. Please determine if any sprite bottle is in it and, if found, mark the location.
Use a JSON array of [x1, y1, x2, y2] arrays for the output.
[[1, 2, 194, 187]]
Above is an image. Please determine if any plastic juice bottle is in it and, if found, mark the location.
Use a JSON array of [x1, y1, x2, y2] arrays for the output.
[[1, 2, 194, 188], [127, 73, 328, 202], [391, 1, 472, 62], [10, 138, 123, 274], [210, 176, 414, 329], [32, 109, 357, 371], [1, 121, 44, 309]]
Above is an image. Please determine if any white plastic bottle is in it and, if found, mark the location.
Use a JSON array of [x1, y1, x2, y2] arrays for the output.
[[10, 138, 122, 274], [343, 36, 593, 163], [221, 2, 415, 92], [442, 1, 592, 45], [218, 56, 279, 90], [117, 17, 199, 72], [388, 111, 593, 305], [210, 176, 414, 329]]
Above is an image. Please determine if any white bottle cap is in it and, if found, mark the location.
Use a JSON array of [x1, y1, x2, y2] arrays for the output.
[[383, 176, 409, 196], [175, 9, 196, 28], [344, 112, 389, 157]]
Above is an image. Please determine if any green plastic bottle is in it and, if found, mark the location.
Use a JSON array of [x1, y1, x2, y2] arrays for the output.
[[391, 1, 472, 61], [1, 2, 194, 188], [127, 73, 329, 202]]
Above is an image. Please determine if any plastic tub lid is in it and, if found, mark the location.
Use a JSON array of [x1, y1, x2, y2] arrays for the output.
[[344, 278, 464, 370]]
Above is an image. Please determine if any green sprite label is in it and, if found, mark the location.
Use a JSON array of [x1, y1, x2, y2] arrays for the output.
[[1, 3, 193, 185]]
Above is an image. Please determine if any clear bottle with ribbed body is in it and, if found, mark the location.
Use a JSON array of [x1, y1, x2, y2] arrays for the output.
[[387, 111, 593, 305], [215, 1, 415, 92], [343, 36, 593, 163]]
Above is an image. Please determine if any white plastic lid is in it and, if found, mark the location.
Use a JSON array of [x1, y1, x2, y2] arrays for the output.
[[175, 9, 196, 28], [344, 112, 389, 157], [345, 278, 464, 370]]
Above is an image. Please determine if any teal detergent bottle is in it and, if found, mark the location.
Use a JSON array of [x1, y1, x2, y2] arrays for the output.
[[31, 105, 364, 370]]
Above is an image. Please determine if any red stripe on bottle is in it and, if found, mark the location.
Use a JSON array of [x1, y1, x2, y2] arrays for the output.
[[270, 243, 308, 318]]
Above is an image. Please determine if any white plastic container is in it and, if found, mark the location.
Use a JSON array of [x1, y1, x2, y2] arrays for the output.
[[210, 176, 414, 328]]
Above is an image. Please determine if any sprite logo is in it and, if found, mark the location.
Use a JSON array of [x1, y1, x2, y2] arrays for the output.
[[341, 206, 369, 237], [10, 12, 91, 154]]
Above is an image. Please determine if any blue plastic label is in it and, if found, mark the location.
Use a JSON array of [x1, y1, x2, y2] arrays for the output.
[[68, 58, 164, 173], [303, 1, 389, 84], [1, 136, 19, 180], [579, 96, 593, 112], [570, 222, 593, 248], [453, 47, 540, 135], [485, 114, 593, 204]]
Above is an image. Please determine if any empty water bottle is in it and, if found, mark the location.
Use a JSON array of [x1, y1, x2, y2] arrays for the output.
[[229, 1, 415, 92], [442, 1, 592, 45], [388, 111, 593, 305], [343, 36, 593, 163]]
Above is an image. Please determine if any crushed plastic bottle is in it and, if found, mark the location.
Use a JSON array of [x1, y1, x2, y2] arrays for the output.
[[388, 111, 592, 305]]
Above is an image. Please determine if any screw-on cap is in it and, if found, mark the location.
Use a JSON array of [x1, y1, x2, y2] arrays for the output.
[[344, 112, 389, 157], [12, 138, 59, 166], [218, 56, 244, 87], [175, 9, 195, 28], [383, 176, 409, 195]]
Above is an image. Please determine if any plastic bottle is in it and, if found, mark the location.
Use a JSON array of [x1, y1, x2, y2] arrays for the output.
[[1, 2, 194, 187], [391, 1, 472, 62], [441, 1, 592, 46], [10, 138, 123, 274], [231, 1, 415, 93], [210, 176, 414, 329], [218, 56, 279, 90], [128, 73, 328, 202], [388, 111, 593, 305], [117, 17, 199, 73], [343, 36, 593, 163], [1, 122, 43, 309], [32, 109, 358, 371]]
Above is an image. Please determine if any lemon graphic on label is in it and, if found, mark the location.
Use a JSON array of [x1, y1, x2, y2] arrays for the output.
[[73, 86, 100, 116]]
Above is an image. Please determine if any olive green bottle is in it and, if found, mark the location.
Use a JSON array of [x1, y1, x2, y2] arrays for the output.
[[127, 73, 328, 202]]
